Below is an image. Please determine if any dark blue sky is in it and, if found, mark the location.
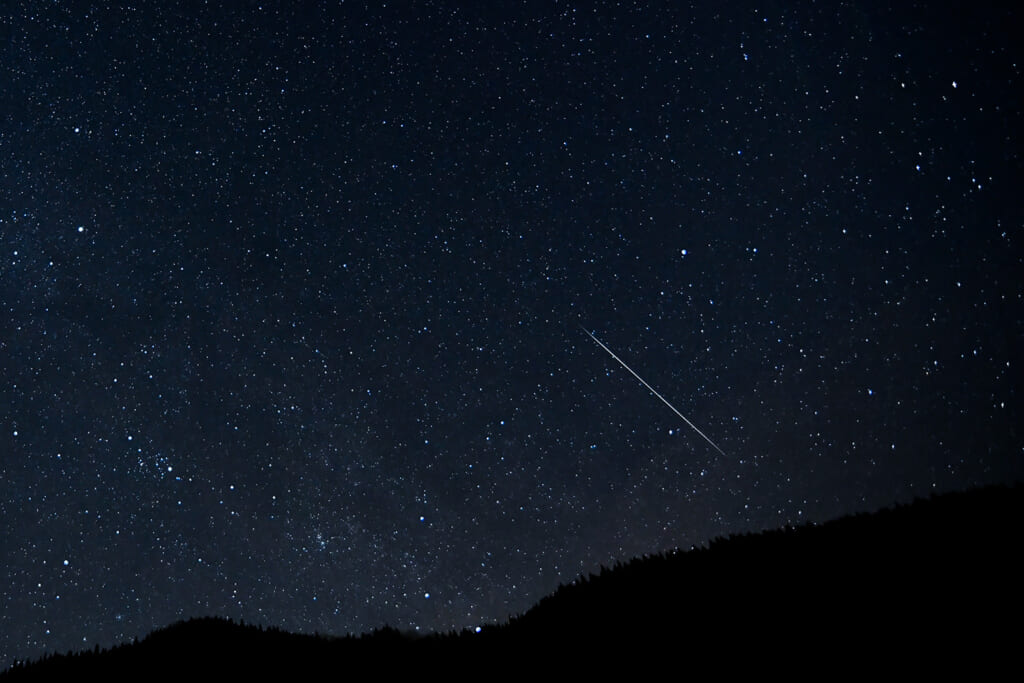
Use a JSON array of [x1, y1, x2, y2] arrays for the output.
[[2, 0, 1021, 664]]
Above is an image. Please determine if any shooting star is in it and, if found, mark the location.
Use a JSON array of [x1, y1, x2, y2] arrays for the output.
[[581, 325, 726, 456]]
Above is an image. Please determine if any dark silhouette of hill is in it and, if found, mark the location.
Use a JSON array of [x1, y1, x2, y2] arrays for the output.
[[4, 484, 1022, 678]]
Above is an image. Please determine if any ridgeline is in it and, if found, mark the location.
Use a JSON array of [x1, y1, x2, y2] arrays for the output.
[[5, 484, 1021, 678]]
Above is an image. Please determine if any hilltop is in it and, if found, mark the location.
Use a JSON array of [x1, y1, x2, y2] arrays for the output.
[[4, 484, 1021, 678]]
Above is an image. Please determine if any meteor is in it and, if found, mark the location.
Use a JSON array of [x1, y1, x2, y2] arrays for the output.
[[580, 325, 726, 456]]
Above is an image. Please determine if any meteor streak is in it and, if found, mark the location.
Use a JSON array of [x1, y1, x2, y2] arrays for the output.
[[581, 325, 726, 456]]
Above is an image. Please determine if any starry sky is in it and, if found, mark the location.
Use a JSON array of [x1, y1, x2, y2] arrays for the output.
[[2, 0, 1021, 664]]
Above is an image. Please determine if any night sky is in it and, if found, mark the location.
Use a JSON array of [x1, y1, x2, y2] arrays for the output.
[[2, 1, 1022, 664]]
